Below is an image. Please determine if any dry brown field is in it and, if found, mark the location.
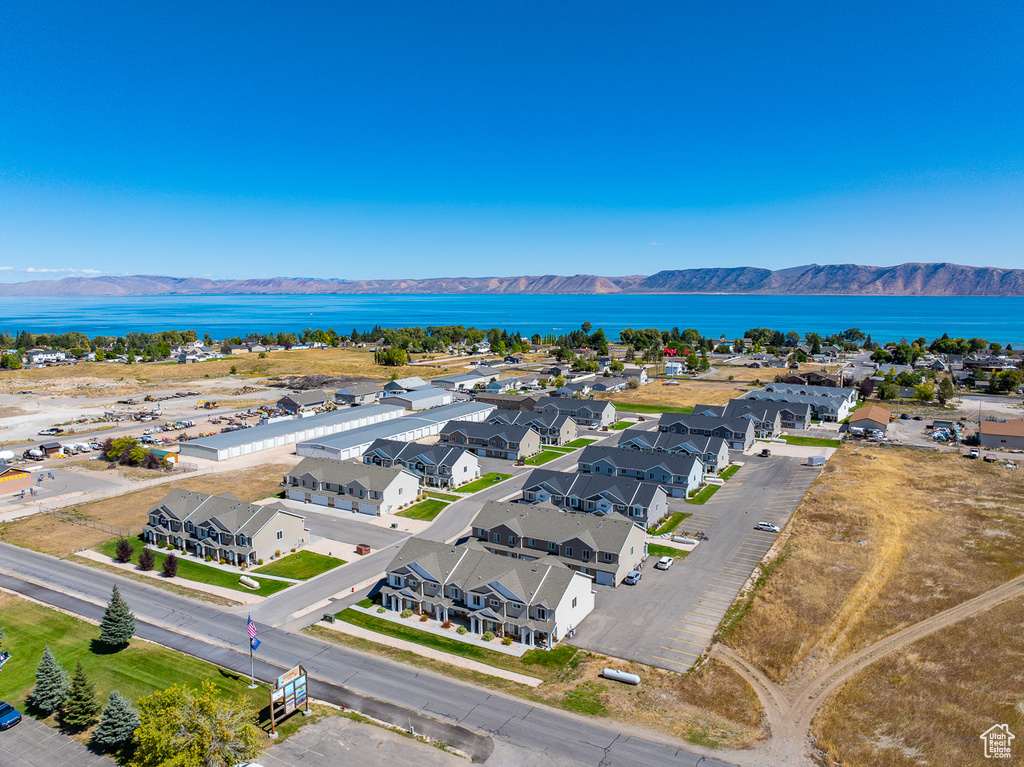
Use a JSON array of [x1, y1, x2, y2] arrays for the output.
[[0, 463, 292, 556], [596, 380, 748, 408]]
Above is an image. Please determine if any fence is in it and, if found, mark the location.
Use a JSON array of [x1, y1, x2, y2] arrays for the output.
[[43, 508, 137, 539]]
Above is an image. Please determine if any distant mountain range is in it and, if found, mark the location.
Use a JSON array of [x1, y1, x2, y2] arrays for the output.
[[3, 263, 1024, 296]]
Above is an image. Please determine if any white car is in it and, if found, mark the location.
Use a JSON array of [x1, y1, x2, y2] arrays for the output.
[[654, 556, 674, 570], [755, 522, 781, 533]]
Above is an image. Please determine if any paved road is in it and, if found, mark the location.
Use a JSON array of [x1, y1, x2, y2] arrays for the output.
[[298, 506, 411, 549], [571, 456, 820, 671], [0, 543, 735, 767]]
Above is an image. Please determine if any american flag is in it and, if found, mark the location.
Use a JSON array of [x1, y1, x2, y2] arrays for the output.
[[247, 615, 257, 641]]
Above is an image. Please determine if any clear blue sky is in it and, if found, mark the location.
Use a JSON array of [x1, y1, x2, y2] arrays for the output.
[[1, 2, 1021, 282]]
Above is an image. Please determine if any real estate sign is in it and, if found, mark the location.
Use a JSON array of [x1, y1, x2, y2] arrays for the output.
[[269, 663, 309, 734]]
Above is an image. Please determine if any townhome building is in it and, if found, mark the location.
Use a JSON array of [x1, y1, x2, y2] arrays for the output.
[[589, 377, 629, 393], [282, 457, 419, 515], [744, 389, 852, 422], [616, 428, 731, 474], [26, 348, 67, 364], [576, 445, 703, 497], [486, 410, 578, 446], [657, 413, 756, 451], [533, 397, 617, 428], [761, 382, 859, 406], [362, 438, 480, 488], [333, 381, 381, 406], [728, 399, 813, 431], [472, 393, 542, 412], [382, 538, 594, 648], [470, 500, 647, 587], [438, 422, 540, 460], [142, 489, 308, 566], [520, 469, 668, 528]]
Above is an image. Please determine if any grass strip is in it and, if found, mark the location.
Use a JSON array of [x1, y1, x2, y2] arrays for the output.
[[686, 484, 722, 505], [452, 473, 513, 493], [397, 499, 450, 520], [426, 491, 460, 501], [610, 402, 694, 414], [783, 436, 842, 447], [254, 550, 346, 579], [720, 465, 740, 480], [563, 438, 597, 448], [648, 512, 692, 536], [524, 451, 562, 466], [647, 543, 690, 559]]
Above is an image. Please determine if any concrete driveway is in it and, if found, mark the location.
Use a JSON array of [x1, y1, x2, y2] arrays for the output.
[[297, 507, 411, 550], [570, 455, 822, 671]]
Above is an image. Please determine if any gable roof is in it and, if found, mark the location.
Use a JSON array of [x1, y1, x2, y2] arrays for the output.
[[287, 456, 413, 488], [363, 438, 473, 468], [978, 418, 1024, 438], [335, 381, 379, 396], [278, 389, 330, 407], [522, 469, 664, 507], [616, 427, 729, 456], [440, 421, 533, 443], [578, 445, 702, 476], [473, 500, 643, 552], [146, 489, 303, 536], [849, 404, 891, 425]]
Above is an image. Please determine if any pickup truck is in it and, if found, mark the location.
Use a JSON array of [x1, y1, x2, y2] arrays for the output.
[[968, 448, 980, 459]]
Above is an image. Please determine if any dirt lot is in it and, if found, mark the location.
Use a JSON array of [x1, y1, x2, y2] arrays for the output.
[[0, 463, 293, 556], [724, 446, 1024, 682], [815, 593, 1024, 767], [596, 380, 749, 408]]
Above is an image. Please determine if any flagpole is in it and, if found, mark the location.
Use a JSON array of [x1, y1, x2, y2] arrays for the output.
[[247, 615, 258, 689]]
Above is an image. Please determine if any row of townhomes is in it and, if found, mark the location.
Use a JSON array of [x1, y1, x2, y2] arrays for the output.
[[745, 383, 858, 422], [438, 421, 542, 460], [361, 438, 480, 488], [520, 469, 668, 528], [576, 445, 704, 497], [657, 412, 756, 451], [533, 397, 617, 427], [486, 410, 578, 446], [283, 457, 419, 515], [143, 490, 308, 565], [615, 428, 731, 474]]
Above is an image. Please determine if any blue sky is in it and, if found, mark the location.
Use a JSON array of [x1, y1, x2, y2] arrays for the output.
[[1, 2, 1021, 282]]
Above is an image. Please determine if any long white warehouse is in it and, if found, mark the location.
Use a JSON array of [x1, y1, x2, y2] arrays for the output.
[[296, 401, 496, 461], [179, 403, 405, 462]]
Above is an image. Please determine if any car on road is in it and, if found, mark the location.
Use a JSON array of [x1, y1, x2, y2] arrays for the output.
[[0, 700, 22, 730], [912, 415, 923, 421], [37, 428, 61, 436], [968, 448, 980, 459], [755, 521, 781, 533], [760, 448, 771, 457], [624, 570, 642, 585], [654, 556, 674, 570], [900, 413, 911, 419]]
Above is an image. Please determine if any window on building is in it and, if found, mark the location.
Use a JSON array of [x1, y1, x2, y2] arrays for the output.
[[492, 532, 500, 543], [527, 538, 535, 547], [536, 607, 547, 620], [509, 536, 517, 546], [572, 597, 577, 608], [548, 541, 557, 551], [565, 546, 573, 557], [276, 530, 283, 540], [582, 550, 591, 561]]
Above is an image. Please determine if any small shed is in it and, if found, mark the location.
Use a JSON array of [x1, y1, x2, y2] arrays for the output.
[[39, 442, 63, 457]]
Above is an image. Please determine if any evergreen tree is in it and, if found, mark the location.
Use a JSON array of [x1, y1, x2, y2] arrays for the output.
[[138, 547, 156, 571], [93, 690, 139, 748], [99, 584, 136, 647], [115, 537, 135, 563], [62, 661, 100, 728], [162, 553, 179, 578], [32, 646, 69, 714]]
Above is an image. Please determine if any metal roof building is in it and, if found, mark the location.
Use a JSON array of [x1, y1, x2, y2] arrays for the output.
[[179, 403, 405, 462], [382, 387, 454, 410], [296, 401, 496, 461]]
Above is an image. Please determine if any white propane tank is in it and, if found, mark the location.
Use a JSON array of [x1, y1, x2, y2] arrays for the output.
[[602, 668, 640, 685]]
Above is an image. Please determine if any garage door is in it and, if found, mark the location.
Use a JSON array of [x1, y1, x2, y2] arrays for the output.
[[286, 489, 304, 502], [358, 502, 378, 515], [311, 494, 328, 506], [594, 570, 614, 586], [337, 498, 352, 511]]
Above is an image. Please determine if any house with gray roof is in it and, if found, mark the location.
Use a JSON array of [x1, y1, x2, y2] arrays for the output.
[[142, 489, 308, 566], [383, 387, 454, 410], [657, 412, 755, 451], [520, 469, 668, 528], [589, 377, 629, 393], [534, 396, 617, 427], [725, 399, 812, 432], [744, 388, 853, 422], [277, 389, 331, 413], [761, 382, 859, 406], [472, 392, 542, 412], [382, 537, 595, 647], [471, 500, 647, 587], [439, 421, 540, 460], [362, 438, 480, 489], [576, 445, 703, 497], [615, 428, 731, 474], [283, 457, 419, 515], [333, 381, 381, 406], [382, 376, 431, 394], [431, 372, 491, 390], [487, 410, 578, 446]]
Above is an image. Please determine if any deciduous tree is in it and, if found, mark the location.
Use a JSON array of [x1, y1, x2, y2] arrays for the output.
[[115, 537, 135, 563], [162, 553, 179, 578]]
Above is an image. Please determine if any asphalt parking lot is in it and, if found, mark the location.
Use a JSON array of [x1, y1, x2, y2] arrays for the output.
[[295, 507, 411, 550], [0, 715, 115, 767], [0, 468, 119, 508], [570, 455, 821, 671]]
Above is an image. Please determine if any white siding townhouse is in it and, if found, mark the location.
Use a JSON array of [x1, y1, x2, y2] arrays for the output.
[[576, 445, 703, 497], [382, 537, 595, 648], [26, 348, 67, 364], [471, 500, 648, 587], [362, 438, 480, 489], [439, 422, 541, 460], [486, 410, 578, 446], [534, 396, 617, 428], [616, 428, 731, 475], [743, 390, 852, 422], [657, 412, 755, 451], [520, 469, 668, 528], [283, 457, 419, 515]]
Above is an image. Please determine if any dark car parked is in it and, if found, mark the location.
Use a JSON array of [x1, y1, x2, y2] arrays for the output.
[[0, 700, 22, 730]]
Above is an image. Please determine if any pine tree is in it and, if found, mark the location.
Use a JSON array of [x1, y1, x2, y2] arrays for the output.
[[62, 661, 100, 728], [138, 547, 156, 571], [99, 584, 136, 647], [32, 646, 69, 714], [162, 553, 179, 578], [93, 690, 139, 748], [115, 537, 135, 563]]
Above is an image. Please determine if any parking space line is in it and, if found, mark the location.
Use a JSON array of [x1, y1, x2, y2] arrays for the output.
[[653, 655, 692, 668], [699, 596, 733, 606], [668, 636, 707, 648], [685, 612, 719, 624], [712, 576, 745, 585], [675, 625, 714, 637], [660, 645, 700, 658], [705, 583, 738, 594]]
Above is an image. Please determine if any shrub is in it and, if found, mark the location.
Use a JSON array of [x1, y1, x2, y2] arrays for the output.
[[162, 553, 178, 578], [400, 609, 413, 619], [419, 614, 429, 622], [502, 636, 513, 646], [257, 559, 263, 565], [377, 607, 386, 614], [442, 620, 452, 629], [205, 555, 212, 562], [275, 549, 281, 558], [137, 548, 156, 571], [219, 558, 227, 565], [481, 631, 495, 641], [456, 626, 468, 635], [114, 538, 134, 564], [291, 547, 296, 553]]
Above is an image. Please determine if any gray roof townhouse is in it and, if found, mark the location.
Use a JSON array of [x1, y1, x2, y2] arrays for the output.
[[726, 399, 813, 432], [520, 469, 668, 528], [283, 457, 419, 515], [381, 537, 594, 647], [589, 377, 629, 393], [534, 396, 617, 428], [471, 500, 647, 587], [362, 438, 480, 489], [142, 489, 308, 566], [761, 382, 859, 406], [744, 389, 852, 421], [487, 410, 578, 446], [472, 392, 542, 412], [576, 445, 704, 497], [657, 412, 756, 451], [431, 372, 490, 390], [333, 381, 381, 406], [439, 421, 541, 460], [615, 428, 731, 474], [277, 389, 331, 413]]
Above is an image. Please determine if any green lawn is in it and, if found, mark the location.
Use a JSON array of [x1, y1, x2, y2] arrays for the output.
[[396, 498, 450, 520], [98, 538, 291, 597], [426, 490, 460, 501], [334, 608, 578, 680], [646, 543, 690, 559], [563, 438, 597, 448], [452, 473, 513, 493], [610, 421, 635, 430], [610, 402, 694, 414], [720, 464, 740, 480], [782, 436, 842, 447], [254, 550, 346, 580], [648, 512, 692, 536], [685, 484, 722, 505], [839, 400, 869, 424], [524, 451, 561, 466]]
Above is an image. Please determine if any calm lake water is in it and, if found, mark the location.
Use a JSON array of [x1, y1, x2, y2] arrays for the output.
[[1, 294, 1022, 343]]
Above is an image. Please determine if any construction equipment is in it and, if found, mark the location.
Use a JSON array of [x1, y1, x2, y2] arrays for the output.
[[196, 400, 217, 410]]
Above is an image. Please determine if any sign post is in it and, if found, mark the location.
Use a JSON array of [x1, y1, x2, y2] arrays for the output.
[[268, 664, 310, 737]]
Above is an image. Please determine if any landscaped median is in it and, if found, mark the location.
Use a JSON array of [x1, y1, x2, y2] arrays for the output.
[[96, 537, 292, 597], [686, 484, 722, 505], [451, 472, 512, 493], [609, 402, 694, 415], [563, 438, 597, 449], [648, 511, 692, 536]]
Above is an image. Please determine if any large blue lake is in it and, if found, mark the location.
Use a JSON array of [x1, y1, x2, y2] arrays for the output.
[[1, 294, 1022, 343]]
